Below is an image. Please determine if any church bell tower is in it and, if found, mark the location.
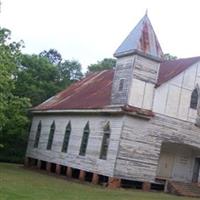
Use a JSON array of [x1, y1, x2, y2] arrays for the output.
[[111, 14, 163, 110]]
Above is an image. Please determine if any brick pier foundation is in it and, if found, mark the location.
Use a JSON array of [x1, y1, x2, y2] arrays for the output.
[[56, 164, 61, 175], [108, 177, 121, 188], [66, 167, 72, 178], [79, 170, 86, 181], [92, 173, 99, 185], [142, 182, 151, 191]]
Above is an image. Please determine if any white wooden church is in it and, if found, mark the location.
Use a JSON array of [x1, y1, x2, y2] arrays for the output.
[[25, 14, 200, 194]]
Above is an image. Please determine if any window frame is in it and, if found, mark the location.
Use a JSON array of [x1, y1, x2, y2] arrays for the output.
[[190, 88, 198, 109], [47, 121, 56, 150], [62, 121, 71, 153], [99, 122, 111, 160], [34, 121, 42, 148], [79, 122, 90, 156]]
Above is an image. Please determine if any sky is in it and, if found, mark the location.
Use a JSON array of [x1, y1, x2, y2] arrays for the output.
[[1, 0, 200, 71]]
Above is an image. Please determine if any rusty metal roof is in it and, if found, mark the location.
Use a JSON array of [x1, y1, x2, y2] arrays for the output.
[[34, 57, 200, 112], [157, 56, 200, 87], [114, 14, 163, 60], [34, 70, 114, 111]]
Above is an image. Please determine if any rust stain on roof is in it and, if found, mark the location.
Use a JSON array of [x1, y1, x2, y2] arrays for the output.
[[139, 21, 150, 54], [34, 70, 114, 110], [34, 56, 200, 112], [157, 56, 200, 87], [114, 15, 163, 60]]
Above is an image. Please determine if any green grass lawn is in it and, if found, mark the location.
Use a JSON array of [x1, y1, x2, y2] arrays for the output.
[[0, 163, 198, 200]]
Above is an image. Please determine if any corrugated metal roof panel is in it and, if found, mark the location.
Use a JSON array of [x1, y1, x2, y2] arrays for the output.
[[157, 56, 200, 87], [34, 70, 114, 110], [34, 57, 200, 111]]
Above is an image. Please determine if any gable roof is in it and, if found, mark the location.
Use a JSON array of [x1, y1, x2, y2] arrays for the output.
[[114, 14, 163, 61], [34, 70, 114, 111], [34, 57, 200, 111], [157, 56, 200, 87]]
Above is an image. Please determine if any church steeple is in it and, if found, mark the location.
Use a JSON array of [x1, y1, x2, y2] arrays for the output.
[[114, 14, 163, 61], [111, 14, 162, 109]]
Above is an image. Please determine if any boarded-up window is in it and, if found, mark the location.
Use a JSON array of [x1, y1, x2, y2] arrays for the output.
[[100, 122, 111, 160], [34, 121, 42, 148], [62, 121, 71, 153], [79, 122, 90, 156], [190, 88, 198, 109], [47, 121, 55, 150], [118, 79, 125, 91]]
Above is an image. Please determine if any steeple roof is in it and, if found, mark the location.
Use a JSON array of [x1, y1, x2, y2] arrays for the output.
[[114, 14, 163, 61]]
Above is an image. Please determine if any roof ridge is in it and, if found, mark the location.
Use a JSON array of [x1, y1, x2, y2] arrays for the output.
[[157, 56, 200, 87], [162, 56, 200, 63]]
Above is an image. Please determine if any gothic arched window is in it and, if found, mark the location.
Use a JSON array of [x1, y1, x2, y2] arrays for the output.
[[62, 121, 71, 153], [34, 121, 42, 148], [190, 88, 198, 109], [100, 122, 111, 160], [79, 122, 90, 156], [47, 121, 55, 150]]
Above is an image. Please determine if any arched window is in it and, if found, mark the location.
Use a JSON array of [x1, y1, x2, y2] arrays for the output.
[[100, 122, 111, 160], [47, 121, 55, 150], [190, 88, 198, 109], [34, 121, 42, 148], [62, 121, 71, 153], [79, 122, 90, 156]]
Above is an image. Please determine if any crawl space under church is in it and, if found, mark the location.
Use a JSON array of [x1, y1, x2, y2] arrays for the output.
[[25, 14, 200, 195]]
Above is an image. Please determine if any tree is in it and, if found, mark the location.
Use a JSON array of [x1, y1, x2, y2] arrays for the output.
[[0, 30, 83, 163], [15, 55, 83, 107], [58, 60, 83, 88], [87, 58, 116, 72], [163, 53, 177, 61], [0, 27, 30, 162], [0, 28, 29, 127], [39, 49, 62, 65], [14, 54, 61, 106], [39, 48, 83, 88]]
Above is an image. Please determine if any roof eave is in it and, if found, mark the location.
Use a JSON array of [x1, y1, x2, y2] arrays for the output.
[[31, 108, 123, 114], [114, 49, 163, 62], [31, 106, 154, 119]]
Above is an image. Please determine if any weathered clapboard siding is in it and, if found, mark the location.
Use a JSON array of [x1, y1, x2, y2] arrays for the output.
[[114, 113, 200, 182], [153, 61, 200, 122], [133, 55, 160, 84], [111, 54, 160, 110], [111, 55, 135, 105], [26, 114, 122, 176], [128, 55, 160, 110], [27, 111, 200, 183], [128, 79, 155, 110]]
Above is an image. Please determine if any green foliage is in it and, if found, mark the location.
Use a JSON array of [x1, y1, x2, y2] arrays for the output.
[[1, 38, 83, 162], [14, 54, 61, 106], [58, 60, 83, 88], [14, 54, 83, 107], [163, 53, 177, 61], [0, 27, 30, 163], [88, 58, 116, 72], [0, 28, 21, 127], [40, 49, 83, 83], [39, 49, 62, 65]]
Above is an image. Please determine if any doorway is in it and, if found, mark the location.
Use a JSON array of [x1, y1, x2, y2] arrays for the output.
[[192, 158, 200, 183], [157, 151, 175, 178]]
